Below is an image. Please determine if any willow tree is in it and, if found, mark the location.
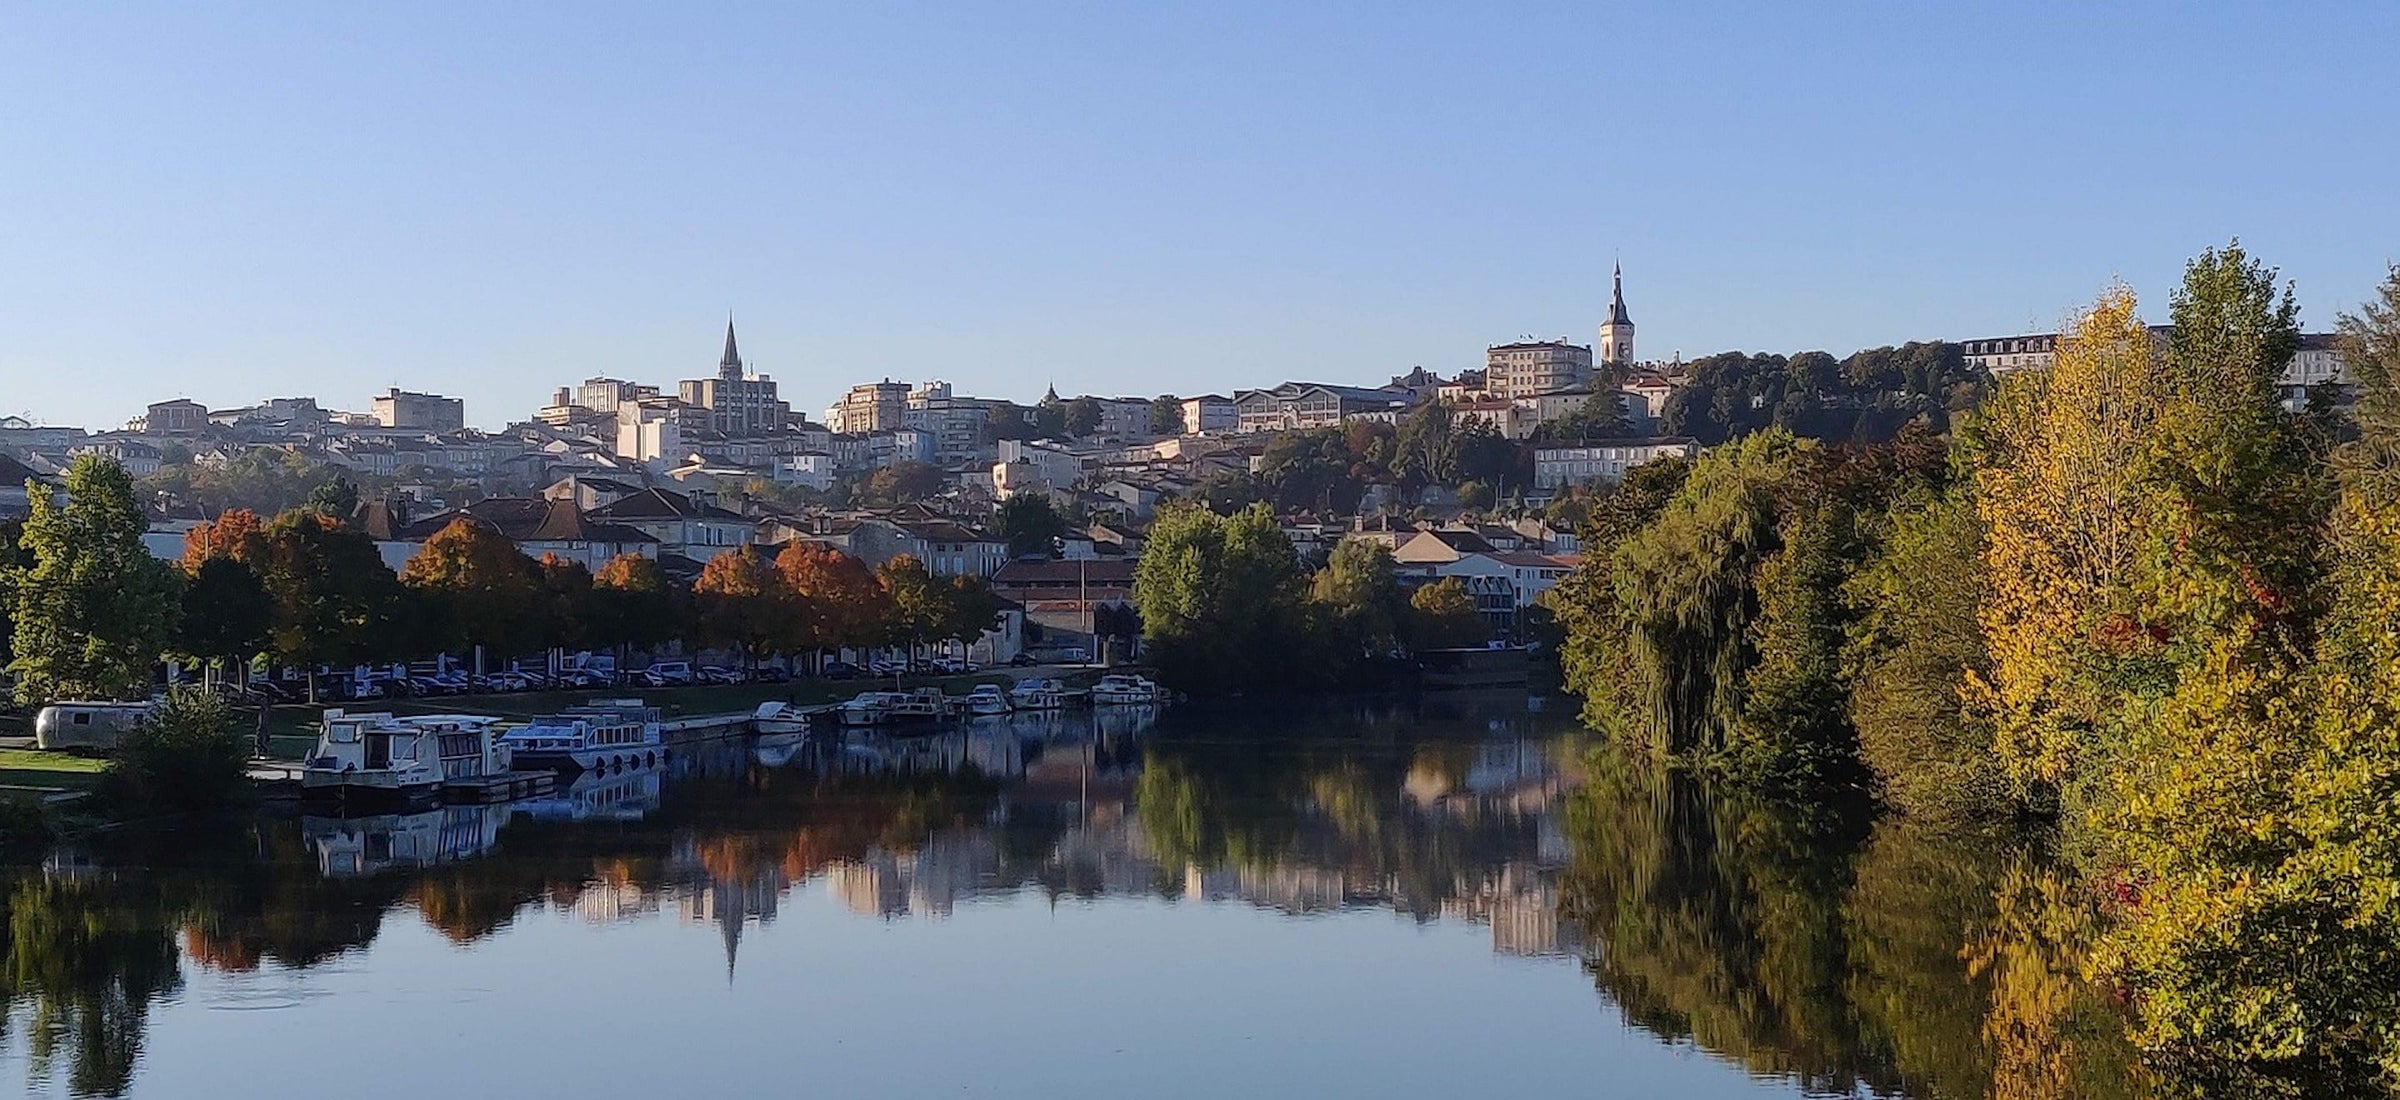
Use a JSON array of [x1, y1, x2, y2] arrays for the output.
[[1967, 286, 2168, 804]]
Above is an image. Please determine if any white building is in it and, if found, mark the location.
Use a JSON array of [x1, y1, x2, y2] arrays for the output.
[[1533, 438, 1698, 489]]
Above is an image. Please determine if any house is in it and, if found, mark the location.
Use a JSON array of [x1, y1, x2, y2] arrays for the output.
[[1232, 382, 1415, 434], [396, 497, 661, 572], [542, 474, 648, 511], [1392, 528, 1498, 566], [0, 454, 49, 519], [1178, 394, 1236, 434], [587, 487, 752, 562], [1533, 438, 1699, 489], [1429, 551, 1581, 611], [990, 559, 1137, 638]]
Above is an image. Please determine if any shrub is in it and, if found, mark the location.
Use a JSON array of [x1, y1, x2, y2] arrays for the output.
[[99, 688, 249, 815]]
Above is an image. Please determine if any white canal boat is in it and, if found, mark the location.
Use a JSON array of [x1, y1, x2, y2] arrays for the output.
[[496, 700, 664, 773], [752, 700, 813, 735], [1007, 678, 1080, 710], [961, 684, 1013, 717], [302, 711, 511, 812], [1091, 674, 1166, 706]]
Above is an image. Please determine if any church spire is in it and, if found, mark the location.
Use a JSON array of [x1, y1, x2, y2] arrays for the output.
[[719, 315, 744, 381], [1607, 262, 1632, 326]]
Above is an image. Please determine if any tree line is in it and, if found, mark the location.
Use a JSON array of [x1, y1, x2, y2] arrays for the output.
[[1132, 503, 1492, 695], [1, 468, 1004, 705], [1551, 244, 2400, 1093]]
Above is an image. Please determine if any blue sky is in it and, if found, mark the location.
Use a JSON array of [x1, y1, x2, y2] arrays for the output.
[[3, 2, 2394, 430]]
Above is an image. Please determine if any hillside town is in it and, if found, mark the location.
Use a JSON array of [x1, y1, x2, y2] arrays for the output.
[[0, 268, 2359, 663]]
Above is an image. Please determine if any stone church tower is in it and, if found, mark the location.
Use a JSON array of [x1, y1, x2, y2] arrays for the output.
[[1598, 262, 1635, 366]]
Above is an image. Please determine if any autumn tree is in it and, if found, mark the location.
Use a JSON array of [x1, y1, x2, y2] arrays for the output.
[[400, 519, 539, 664], [175, 557, 273, 687], [1966, 286, 2168, 804], [6, 456, 180, 702], [692, 547, 787, 670], [775, 542, 888, 662], [874, 554, 945, 668], [180, 509, 266, 570], [255, 509, 403, 701]]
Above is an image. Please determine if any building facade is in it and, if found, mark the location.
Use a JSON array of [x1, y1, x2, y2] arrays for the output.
[[1533, 438, 1699, 489], [371, 389, 466, 432], [678, 322, 787, 437], [1484, 341, 1594, 400]]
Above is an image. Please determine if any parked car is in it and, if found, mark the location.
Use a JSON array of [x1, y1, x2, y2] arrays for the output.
[[642, 662, 697, 687], [1008, 653, 1037, 668], [697, 666, 742, 685], [821, 661, 861, 681], [868, 659, 906, 677], [753, 666, 791, 684], [560, 669, 615, 688]]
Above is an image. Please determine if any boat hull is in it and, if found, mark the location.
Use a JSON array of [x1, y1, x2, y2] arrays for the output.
[[300, 772, 441, 814], [510, 746, 666, 774]]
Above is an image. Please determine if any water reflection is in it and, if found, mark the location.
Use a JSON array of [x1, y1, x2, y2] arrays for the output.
[[0, 697, 2165, 1098]]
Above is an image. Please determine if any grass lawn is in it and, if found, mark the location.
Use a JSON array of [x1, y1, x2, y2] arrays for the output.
[[252, 672, 1020, 761], [0, 749, 108, 797]]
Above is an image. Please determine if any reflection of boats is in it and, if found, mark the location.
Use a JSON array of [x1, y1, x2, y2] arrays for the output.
[[961, 684, 1013, 716], [303, 711, 510, 812], [752, 731, 805, 768], [498, 700, 664, 773], [1008, 678, 1079, 710], [303, 804, 510, 876], [511, 766, 663, 823], [1091, 674, 1165, 706], [752, 700, 812, 735]]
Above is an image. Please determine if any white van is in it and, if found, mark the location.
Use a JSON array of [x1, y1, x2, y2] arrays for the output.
[[34, 702, 153, 754]]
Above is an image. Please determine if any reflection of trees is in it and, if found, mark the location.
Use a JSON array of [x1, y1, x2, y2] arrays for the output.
[[1560, 754, 2146, 1099], [0, 875, 182, 1099]]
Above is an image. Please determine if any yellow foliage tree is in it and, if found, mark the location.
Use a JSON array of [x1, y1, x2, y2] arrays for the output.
[[1967, 286, 2167, 801]]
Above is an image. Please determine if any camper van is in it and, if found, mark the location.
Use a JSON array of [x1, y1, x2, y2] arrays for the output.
[[34, 702, 153, 754]]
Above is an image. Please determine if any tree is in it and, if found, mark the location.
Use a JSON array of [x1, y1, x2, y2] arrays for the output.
[[875, 555, 946, 667], [1844, 488, 2001, 818], [863, 461, 944, 505], [775, 542, 888, 660], [1534, 391, 1633, 443], [305, 474, 359, 518], [400, 519, 539, 663], [940, 574, 1007, 651], [1149, 394, 1185, 436], [692, 547, 786, 670], [1134, 504, 1311, 694], [255, 509, 403, 700], [180, 509, 266, 570], [529, 553, 594, 654], [1408, 578, 1489, 650], [1064, 396, 1104, 438], [994, 493, 1068, 559], [1966, 285, 2168, 802], [590, 553, 679, 653], [98, 687, 247, 814], [1311, 540, 1407, 656], [7, 455, 180, 703], [175, 557, 273, 686]]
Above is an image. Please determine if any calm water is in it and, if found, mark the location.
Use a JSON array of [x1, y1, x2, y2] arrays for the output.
[[0, 696, 2136, 1099]]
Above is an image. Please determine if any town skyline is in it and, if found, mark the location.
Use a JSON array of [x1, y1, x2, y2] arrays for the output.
[[6, 4, 2395, 429]]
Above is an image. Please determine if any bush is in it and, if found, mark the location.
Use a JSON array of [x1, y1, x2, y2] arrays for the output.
[[0, 798, 50, 853], [99, 688, 250, 815]]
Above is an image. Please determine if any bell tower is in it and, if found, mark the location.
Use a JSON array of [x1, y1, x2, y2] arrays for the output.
[[1598, 262, 1635, 366]]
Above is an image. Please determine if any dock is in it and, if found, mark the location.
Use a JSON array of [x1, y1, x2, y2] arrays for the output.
[[442, 770, 555, 804]]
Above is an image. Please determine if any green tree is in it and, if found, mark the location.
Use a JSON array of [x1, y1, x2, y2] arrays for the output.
[[305, 474, 360, 518], [590, 553, 679, 653], [1134, 503, 1310, 694], [1843, 487, 2001, 818], [7, 455, 180, 702], [1064, 396, 1104, 437], [1310, 540, 1408, 656], [863, 461, 944, 505], [993, 493, 1068, 558], [1408, 578, 1489, 649], [1149, 394, 1185, 436], [1533, 391, 1632, 443], [100, 686, 249, 813], [874, 554, 945, 667]]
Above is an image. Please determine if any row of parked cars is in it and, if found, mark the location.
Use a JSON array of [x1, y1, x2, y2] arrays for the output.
[[170, 651, 1029, 706]]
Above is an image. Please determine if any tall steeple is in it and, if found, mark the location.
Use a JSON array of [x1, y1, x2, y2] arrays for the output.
[[718, 315, 744, 381], [1598, 262, 1636, 366]]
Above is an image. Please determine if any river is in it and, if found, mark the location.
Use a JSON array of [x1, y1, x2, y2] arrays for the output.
[[0, 694, 2140, 1099]]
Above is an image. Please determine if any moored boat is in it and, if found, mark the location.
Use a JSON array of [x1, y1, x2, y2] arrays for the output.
[[961, 683, 1013, 716], [1091, 673, 1165, 706], [752, 700, 812, 735], [496, 700, 664, 773], [303, 711, 510, 812], [1008, 678, 1078, 710]]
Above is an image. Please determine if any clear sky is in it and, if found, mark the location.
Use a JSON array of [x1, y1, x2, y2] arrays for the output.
[[4, 2, 2395, 430]]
